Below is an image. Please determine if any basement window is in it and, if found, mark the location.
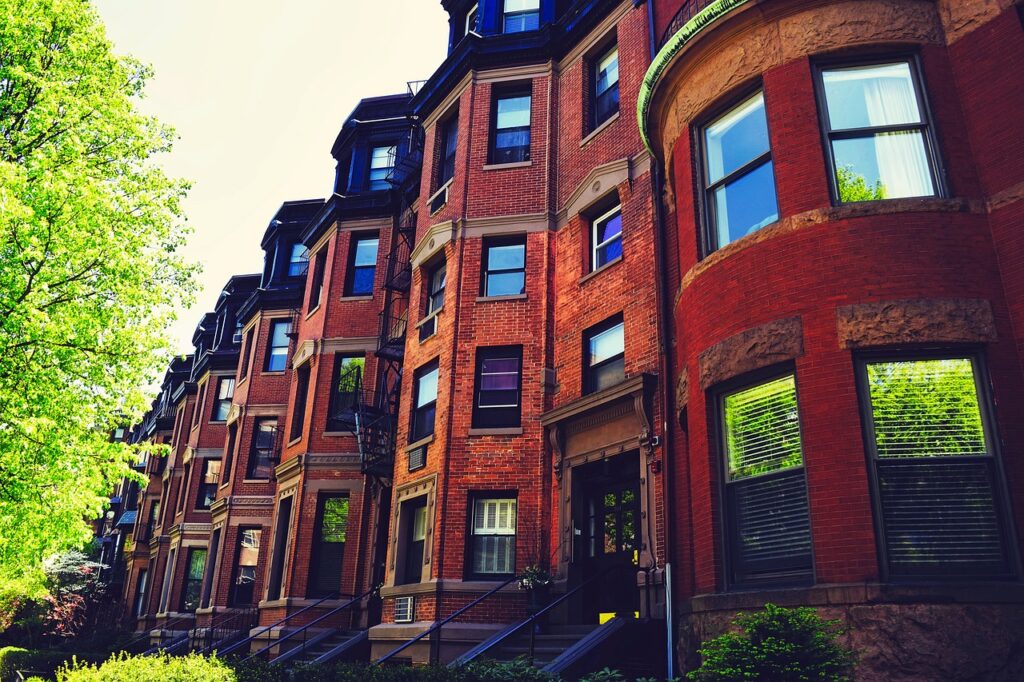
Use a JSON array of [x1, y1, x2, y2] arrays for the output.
[[468, 496, 517, 579]]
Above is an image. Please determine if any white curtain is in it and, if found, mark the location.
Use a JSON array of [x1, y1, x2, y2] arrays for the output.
[[864, 73, 934, 198]]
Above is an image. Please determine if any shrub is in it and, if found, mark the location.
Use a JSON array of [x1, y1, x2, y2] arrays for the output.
[[0, 646, 106, 681], [57, 652, 235, 682], [687, 604, 856, 682], [229, 657, 557, 682]]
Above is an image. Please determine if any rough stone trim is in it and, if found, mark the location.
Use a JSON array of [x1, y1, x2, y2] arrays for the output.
[[676, 372, 689, 411], [698, 317, 804, 389], [836, 298, 997, 349]]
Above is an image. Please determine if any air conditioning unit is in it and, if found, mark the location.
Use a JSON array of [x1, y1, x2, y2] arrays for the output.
[[408, 446, 426, 472], [394, 596, 415, 624], [428, 185, 449, 215]]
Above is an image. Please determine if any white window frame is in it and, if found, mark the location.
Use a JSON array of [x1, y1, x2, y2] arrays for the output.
[[591, 204, 623, 271]]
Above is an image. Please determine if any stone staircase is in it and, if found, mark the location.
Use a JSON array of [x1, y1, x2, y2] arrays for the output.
[[278, 628, 368, 666]]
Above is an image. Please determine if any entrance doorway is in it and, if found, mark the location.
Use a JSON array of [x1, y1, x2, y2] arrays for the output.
[[571, 451, 641, 623]]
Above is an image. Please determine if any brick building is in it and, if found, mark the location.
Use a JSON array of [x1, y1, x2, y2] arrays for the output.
[[111, 0, 1024, 677]]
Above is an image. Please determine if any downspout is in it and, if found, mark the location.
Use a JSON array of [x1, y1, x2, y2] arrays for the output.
[[645, 0, 680, 675]]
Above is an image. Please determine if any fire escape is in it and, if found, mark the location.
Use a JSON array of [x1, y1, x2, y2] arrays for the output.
[[353, 105, 423, 481]]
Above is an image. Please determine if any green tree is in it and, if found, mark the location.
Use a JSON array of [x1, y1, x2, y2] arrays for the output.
[[835, 166, 886, 202], [0, 0, 195, 608]]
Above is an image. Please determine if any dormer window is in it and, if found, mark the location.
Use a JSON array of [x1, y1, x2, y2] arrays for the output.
[[465, 3, 479, 35], [503, 0, 540, 33], [369, 145, 396, 191], [288, 243, 309, 277]]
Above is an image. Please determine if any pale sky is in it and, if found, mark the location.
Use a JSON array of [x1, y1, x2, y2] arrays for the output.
[[94, 1, 450, 352]]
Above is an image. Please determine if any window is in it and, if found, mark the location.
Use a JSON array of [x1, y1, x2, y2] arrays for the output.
[[221, 424, 237, 486], [858, 355, 1012, 578], [200, 528, 221, 609], [491, 89, 531, 164], [239, 327, 255, 379], [818, 60, 939, 203], [584, 316, 624, 393], [287, 243, 309, 277], [468, 496, 517, 578], [368, 145, 396, 191], [175, 462, 190, 514], [289, 364, 311, 441], [180, 548, 207, 612], [308, 248, 327, 309], [158, 548, 176, 613], [591, 205, 622, 270], [266, 496, 292, 601], [473, 346, 522, 428], [265, 320, 291, 372], [231, 527, 261, 606], [411, 361, 439, 442], [146, 501, 160, 539], [701, 90, 778, 253], [191, 381, 205, 426], [308, 494, 349, 597], [346, 234, 379, 296], [211, 377, 234, 422], [503, 0, 539, 32], [465, 3, 479, 35], [248, 418, 277, 480], [592, 45, 619, 129], [133, 569, 148, 618], [398, 497, 428, 585], [437, 116, 458, 187], [720, 373, 813, 586], [427, 260, 447, 315], [327, 355, 364, 431], [196, 459, 220, 510], [482, 236, 526, 297]]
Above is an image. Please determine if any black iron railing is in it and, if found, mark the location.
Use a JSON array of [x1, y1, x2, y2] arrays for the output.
[[196, 607, 259, 655], [659, 0, 718, 48]]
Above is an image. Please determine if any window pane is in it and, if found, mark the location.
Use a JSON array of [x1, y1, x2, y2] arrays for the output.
[[370, 146, 395, 169], [705, 92, 769, 183], [822, 62, 921, 131], [723, 375, 803, 480], [505, 0, 539, 10], [288, 244, 309, 276], [866, 358, 987, 458], [713, 160, 779, 248], [351, 266, 375, 294], [596, 212, 622, 244], [238, 529, 261, 567], [591, 358, 625, 392], [589, 322, 624, 366], [832, 132, 934, 201], [271, 322, 291, 347], [354, 238, 379, 266], [595, 48, 618, 96], [486, 272, 525, 297], [320, 497, 349, 543], [497, 96, 531, 129], [417, 367, 439, 407]]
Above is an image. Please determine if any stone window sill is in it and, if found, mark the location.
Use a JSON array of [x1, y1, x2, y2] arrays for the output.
[[476, 293, 528, 303], [579, 255, 623, 285], [404, 434, 435, 452], [580, 111, 619, 148], [467, 427, 523, 436], [339, 295, 374, 302], [482, 160, 532, 171]]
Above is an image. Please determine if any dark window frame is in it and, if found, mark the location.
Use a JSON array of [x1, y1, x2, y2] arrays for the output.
[[712, 365, 815, 589], [289, 363, 311, 442], [327, 354, 364, 431], [308, 247, 328, 309], [472, 346, 523, 429], [344, 232, 379, 297], [489, 85, 532, 164], [265, 320, 291, 372], [426, 259, 447, 315], [210, 376, 234, 422], [410, 360, 440, 442], [811, 53, 945, 205], [436, 114, 459, 189], [179, 547, 207, 612], [465, 492, 518, 581], [853, 348, 1019, 581], [695, 84, 779, 257], [195, 458, 220, 510], [368, 144, 396, 191], [481, 235, 526, 297], [307, 493, 349, 598], [501, 0, 540, 33], [583, 314, 625, 394], [590, 42, 620, 130], [247, 417, 277, 480], [239, 326, 255, 380], [230, 526, 262, 607], [221, 423, 238, 487], [287, 242, 309, 277]]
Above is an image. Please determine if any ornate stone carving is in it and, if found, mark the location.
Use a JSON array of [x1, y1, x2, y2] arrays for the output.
[[698, 317, 803, 389], [836, 298, 997, 349]]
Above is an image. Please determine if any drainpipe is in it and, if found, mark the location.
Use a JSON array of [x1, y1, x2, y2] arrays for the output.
[[645, 0, 681, 675]]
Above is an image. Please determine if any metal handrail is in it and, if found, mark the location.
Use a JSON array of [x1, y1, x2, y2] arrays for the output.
[[450, 564, 643, 667], [216, 591, 341, 658], [135, 613, 197, 655], [243, 586, 377, 662], [373, 575, 519, 666], [197, 606, 259, 655]]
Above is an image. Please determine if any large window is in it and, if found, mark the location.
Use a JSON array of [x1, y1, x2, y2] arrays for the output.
[[491, 89, 531, 164], [211, 377, 234, 422], [266, 496, 292, 601], [345, 234, 379, 296], [701, 90, 778, 253], [248, 418, 277, 480], [308, 494, 349, 597], [368, 145, 396, 191], [239, 326, 255, 380], [265, 320, 291, 372], [437, 116, 458, 188], [473, 346, 522, 429], [720, 373, 813, 586], [287, 243, 309, 277], [411, 361, 439, 442], [502, 0, 539, 32], [468, 496, 517, 578], [133, 569, 149, 618], [231, 527, 261, 606], [196, 459, 220, 510], [817, 60, 939, 203], [290, 364, 311, 442], [482, 236, 526, 297], [327, 355, 364, 431], [591, 45, 619, 129], [591, 205, 622, 271], [858, 355, 1013, 578], [427, 260, 447, 315], [584, 316, 624, 393], [222, 424, 238, 487], [180, 548, 207, 612], [308, 248, 327, 309]]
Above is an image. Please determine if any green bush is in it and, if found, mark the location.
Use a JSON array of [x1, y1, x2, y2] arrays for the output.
[[1, 646, 106, 681], [687, 604, 856, 682], [57, 652, 234, 682], [230, 657, 557, 682]]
